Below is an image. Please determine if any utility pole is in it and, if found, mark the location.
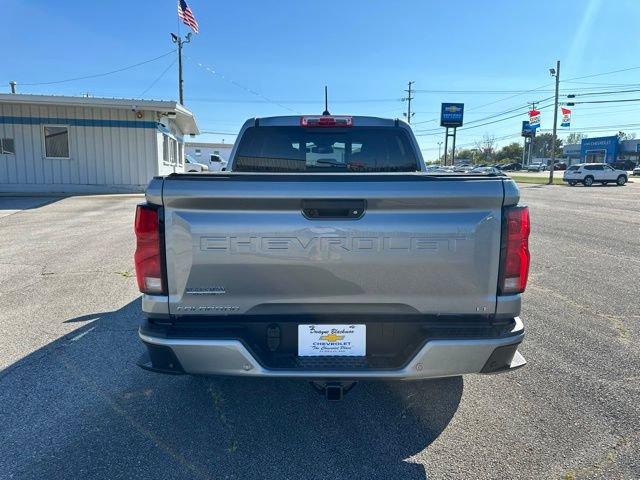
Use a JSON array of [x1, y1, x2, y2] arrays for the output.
[[403, 81, 415, 124], [171, 32, 192, 105], [548, 60, 560, 185], [437, 141, 443, 163]]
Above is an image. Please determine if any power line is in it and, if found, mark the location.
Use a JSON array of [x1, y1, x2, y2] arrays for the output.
[[187, 97, 401, 104], [420, 132, 521, 152], [564, 65, 640, 82], [411, 83, 554, 126], [17, 50, 176, 86], [569, 98, 640, 105], [414, 100, 554, 136], [414, 103, 533, 132], [413, 89, 557, 94], [139, 59, 177, 97], [539, 122, 640, 132], [566, 88, 640, 97]]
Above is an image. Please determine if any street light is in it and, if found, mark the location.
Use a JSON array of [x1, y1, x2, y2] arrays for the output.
[[548, 61, 560, 185], [171, 32, 192, 104]]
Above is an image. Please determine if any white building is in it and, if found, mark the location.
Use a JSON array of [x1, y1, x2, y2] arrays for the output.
[[185, 142, 233, 170], [0, 93, 199, 193]]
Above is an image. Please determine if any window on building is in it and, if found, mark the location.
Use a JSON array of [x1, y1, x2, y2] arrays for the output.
[[211, 154, 222, 163], [172, 139, 179, 165], [162, 135, 183, 166], [195, 149, 201, 156], [44, 126, 70, 158], [1, 138, 15, 154], [162, 135, 169, 163]]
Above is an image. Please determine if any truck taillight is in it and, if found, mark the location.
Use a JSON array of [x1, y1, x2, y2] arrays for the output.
[[134, 204, 165, 295], [499, 206, 530, 295]]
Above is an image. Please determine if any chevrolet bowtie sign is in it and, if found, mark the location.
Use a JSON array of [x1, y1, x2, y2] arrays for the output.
[[440, 103, 465, 127]]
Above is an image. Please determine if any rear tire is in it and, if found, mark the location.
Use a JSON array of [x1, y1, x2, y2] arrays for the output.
[[583, 176, 594, 187], [617, 175, 627, 186]]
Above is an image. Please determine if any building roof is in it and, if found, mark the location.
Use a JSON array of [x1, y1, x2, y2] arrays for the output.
[[185, 142, 233, 148], [0, 93, 199, 135]]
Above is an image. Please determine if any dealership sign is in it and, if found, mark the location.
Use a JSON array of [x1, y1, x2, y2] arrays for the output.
[[528, 109, 541, 129], [561, 107, 571, 127], [440, 103, 464, 127], [521, 121, 536, 138]]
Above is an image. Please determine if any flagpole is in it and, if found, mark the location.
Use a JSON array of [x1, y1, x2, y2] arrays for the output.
[[174, 1, 198, 105], [549, 60, 560, 185]]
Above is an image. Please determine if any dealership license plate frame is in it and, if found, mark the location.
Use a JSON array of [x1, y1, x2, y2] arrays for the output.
[[297, 324, 366, 357]]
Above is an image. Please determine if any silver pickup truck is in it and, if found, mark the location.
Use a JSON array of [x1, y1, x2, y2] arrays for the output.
[[135, 115, 529, 398]]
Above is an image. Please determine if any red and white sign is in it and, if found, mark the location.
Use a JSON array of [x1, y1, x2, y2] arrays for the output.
[[529, 109, 541, 129], [561, 107, 571, 127]]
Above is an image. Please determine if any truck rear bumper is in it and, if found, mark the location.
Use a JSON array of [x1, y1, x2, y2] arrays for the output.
[[138, 317, 525, 379]]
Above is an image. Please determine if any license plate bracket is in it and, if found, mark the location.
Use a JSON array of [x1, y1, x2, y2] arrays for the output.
[[297, 324, 366, 357]]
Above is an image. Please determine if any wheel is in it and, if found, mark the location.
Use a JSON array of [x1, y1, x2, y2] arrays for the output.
[[568, 181, 577, 186], [583, 176, 594, 187], [616, 175, 627, 186]]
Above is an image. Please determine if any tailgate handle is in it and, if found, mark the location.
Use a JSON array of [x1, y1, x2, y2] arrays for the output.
[[301, 199, 366, 220]]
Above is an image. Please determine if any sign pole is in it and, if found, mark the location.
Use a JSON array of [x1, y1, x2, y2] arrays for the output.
[[443, 128, 449, 165], [440, 103, 465, 166], [451, 127, 457, 165]]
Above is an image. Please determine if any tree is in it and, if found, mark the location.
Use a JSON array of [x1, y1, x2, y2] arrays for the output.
[[453, 148, 477, 164], [618, 131, 636, 141], [565, 132, 587, 145], [495, 142, 524, 162], [474, 134, 497, 163], [531, 133, 562, 158]]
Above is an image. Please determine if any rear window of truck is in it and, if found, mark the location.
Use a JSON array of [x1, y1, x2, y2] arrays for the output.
[[234, 126, 419, 172]]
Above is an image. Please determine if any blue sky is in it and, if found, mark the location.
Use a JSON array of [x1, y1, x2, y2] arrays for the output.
[[5, 0, 640, 157]]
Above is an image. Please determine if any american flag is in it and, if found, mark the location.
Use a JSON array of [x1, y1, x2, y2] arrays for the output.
[[177, 0, 199, 34]]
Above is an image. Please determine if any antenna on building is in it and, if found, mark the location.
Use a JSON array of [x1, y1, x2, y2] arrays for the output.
[[323, 85, 330, 116]]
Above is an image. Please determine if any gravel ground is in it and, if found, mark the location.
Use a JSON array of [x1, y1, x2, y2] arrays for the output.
[[0, 184, 638, 480]]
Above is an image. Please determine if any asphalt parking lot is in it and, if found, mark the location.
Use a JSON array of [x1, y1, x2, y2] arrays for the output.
[[1, 183, 639, 480]]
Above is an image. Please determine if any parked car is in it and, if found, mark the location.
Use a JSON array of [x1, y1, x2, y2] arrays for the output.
[[501, 162, 522, 171], [563, 163, 628, 186], [184, 155, 210, 173], [135, 114, 529, 399], [527, 162, 547, 172], [553, 162, 567, 171], [633, 165, 640, 176], [470, 166, 504, 175], [611, 160, 637, 171], [208, 154, 228, 172]]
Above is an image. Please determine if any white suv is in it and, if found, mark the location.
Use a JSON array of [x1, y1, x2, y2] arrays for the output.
[[563, 163, 627, 187]]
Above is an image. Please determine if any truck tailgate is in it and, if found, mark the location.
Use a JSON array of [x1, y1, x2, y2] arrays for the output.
[[160, 174, 505, 317]]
